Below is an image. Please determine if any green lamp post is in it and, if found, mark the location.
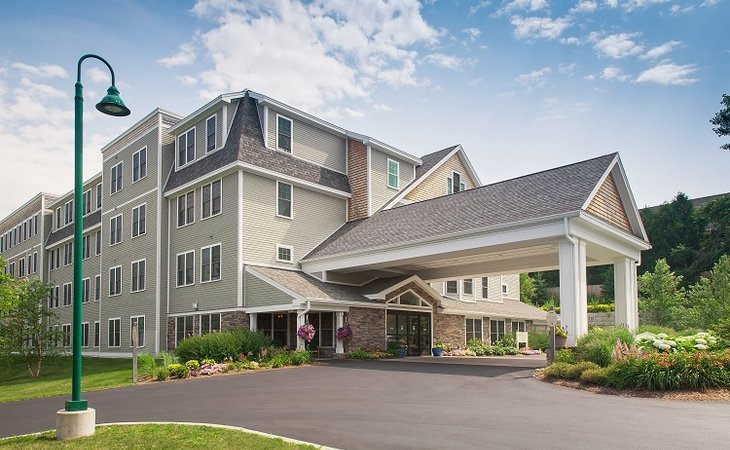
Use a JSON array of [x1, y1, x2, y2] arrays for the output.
[[58, 54, 129, 439]]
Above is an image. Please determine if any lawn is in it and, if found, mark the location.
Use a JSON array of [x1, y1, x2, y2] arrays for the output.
[[0, 356, 134, 404], [0, 424, 319, 449]]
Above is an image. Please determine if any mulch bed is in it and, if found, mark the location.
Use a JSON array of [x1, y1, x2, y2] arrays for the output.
[[533, 370, 730, 401]]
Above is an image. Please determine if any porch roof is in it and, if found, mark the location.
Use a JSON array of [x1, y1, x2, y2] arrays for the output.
[[438, 297, 547, 322], [303, 153, 621, 262]]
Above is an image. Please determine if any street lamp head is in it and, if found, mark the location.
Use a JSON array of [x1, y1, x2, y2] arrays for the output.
[[96, 85, 130, 117]]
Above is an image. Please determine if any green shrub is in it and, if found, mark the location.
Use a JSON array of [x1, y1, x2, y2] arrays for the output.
[[587, 303, 615, 313], [137, 354, 156, 379], [289, 350, 313, 366], [580, 367, 609, 385], [201, 358, 216, 366], [491, 346, 506, 356], [543, 362, 573, 379], [575, 327, 634, 367], [167, 363, 189, 379], [711, 318, 730, 341], [185, 360, 200, 371], [175, 329, 272, 362], [503, 346, 519, 355], [555, 349, 576, 364], [563, 361, 600, 380], [498, 334, 516, 347], [528, 331, 550, 351], [158, 351, 177, 367], [466, 338, 490, 356], [638, 325, 678, 336], [154, 365, 169, 381], [348, 348, 391, 359]]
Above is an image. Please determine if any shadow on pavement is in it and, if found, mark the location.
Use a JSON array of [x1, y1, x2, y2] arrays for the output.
[[317, 358, 541, 379]]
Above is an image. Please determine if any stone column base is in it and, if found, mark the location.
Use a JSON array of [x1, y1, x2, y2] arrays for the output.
[[56, 408, 96, 440]]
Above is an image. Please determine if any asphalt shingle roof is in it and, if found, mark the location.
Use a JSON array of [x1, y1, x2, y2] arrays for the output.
[[46, 210, 101, 247], [415, 145, 459, 180], [303, 153, 618, 261], [165, 94, 350, 193], [438, 297, 547, 321]]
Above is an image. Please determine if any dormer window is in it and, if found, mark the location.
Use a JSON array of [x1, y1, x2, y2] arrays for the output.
[[448, 171, 465, 194], [277, 115, 292, 152], [387, 159, 399, 189], [206, 115, 217, 152], [177, 127, 196, 168]]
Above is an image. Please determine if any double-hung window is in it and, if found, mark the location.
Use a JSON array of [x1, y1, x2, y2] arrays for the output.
[[110, 214, 122, 245], [81, 278, 90, 303], [177, 128, 196, 167], [82, 235, 90, 260], [130, 316, 145, 348], [63, 283, 72, 306], [111, 161, 123, 194], [276, 182, 292, 219], [276, 115, 292, 152], [482, 277, 490, 299], [177, 192, 195, 227], [82, 189, 92, 216], [176, 316, 194, 345], [447, 171, 466, 194], [387, 159, 399, 189], [64, 200, 74, 225], [131, 259, 146, 292], [55, 207, 61, 229], [132, 204, 146, 237], [490, 319, 505, 344], [95, 230, 101, 255], [132, 146, 147, 182], [206, 115, 216, 152], [81, 322, 90, 347], [200, 313, 221, 335], [177, 251, 195, 287], [446, 280, 458, 295], [463, 278, 473, 296], [466, 318, 483, 342], [62, 324, 72, 347], [108, 318, 121, 347], [201, 180, 222, 219], [95, 275, 101, 301], [201, 244, 221, 283], [96, 183, 102, 209], [109, 266, 122, 296], [53, 286, 59, 308], [93, 322, 100, 347], [63, 242, 73, 266]]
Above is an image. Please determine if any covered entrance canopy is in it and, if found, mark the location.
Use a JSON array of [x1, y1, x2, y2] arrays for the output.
[[302, 153, 651, 346]]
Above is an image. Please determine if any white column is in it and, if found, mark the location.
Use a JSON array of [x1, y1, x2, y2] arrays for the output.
[[614, 258, 639, 331], [296, 312, 306, 351], [559, 238, 588, 346], [249, 313, 257, 331], [335, 311, 345, 354]]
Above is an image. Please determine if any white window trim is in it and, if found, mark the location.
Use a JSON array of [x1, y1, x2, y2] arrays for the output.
[[110, 161, 124, 195], [130, 315, 146, 348], [176, 191, 196, 228], [276, 113, 293, 153], [130, 258, 146, 293], [445, 280, 459, 296], [501, 275, 509, 296], [275, 181, 293, 219], [62, 282, 72, 307], [176, 250, 195, 287], [205, 114, 217, 153], [200, 179, 223, 221], [108, 317, 122, 348], [109, 214, 123, 247], [387, 158, 400, 190], [62, 323, 72, 347], [131, 203, 147, 238], [93, 321, 100, 347], [177, 126, 197, 170], [82, 189, 92, 217], [64, 200, 74, 225], [82, 277, 90, 303], [200, 243, 222, 284], [132, 146, 148, 184], [95, 183, 103, 210], [465, 317, 484, 343], [461, 278, 475, 301], [109, 265, 122, 297], [95, 230, 102, 256], [94, 274, 101, 301], [275, 244, 294, 264], [81, 321, 90, 348]]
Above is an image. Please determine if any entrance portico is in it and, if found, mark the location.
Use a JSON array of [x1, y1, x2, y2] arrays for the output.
[[302, 154, 651, 346]]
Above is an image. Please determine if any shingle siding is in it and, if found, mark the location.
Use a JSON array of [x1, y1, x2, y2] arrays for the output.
[[405, 152, 476, 203], [586, 173, 632, 234], [347, 139, 369, 220]]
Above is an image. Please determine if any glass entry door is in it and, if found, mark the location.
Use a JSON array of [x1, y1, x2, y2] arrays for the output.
[[387, 311, 431, 356]]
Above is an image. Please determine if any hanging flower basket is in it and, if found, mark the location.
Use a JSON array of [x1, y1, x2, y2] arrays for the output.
[[298, 323, 316, 342], [336, 324, 352, 342]]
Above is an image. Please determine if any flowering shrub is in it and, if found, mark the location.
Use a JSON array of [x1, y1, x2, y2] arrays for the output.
[[185, 360, 200, 372], [634, 331, 724, 353], [297, 324, 316, 342], [336, 324, 352, 342], [167, 363, 189, 379], [197, 362, 227, 376]]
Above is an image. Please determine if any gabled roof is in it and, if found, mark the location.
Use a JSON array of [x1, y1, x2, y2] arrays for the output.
[[438, 297, 547, 321], [165, 94, 351, 194], [45, 210, 101, 247], [416, 145, 459, 180], [303, 153, 621, 262]]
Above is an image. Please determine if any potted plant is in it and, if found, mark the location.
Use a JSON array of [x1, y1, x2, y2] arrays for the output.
[[397, 339, 408, 358], [297, 323, 316, 343], [554, 325, 568, 349], [432, 342, 446, 357]]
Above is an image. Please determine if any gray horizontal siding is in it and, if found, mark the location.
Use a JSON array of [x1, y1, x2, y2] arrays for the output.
[[104, 128, 159, 210], [244, 271, 293, 307], [370, 148, 415, 212]]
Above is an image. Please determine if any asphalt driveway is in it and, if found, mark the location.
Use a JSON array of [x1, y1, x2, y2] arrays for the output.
[[1, 357, 729, 449]]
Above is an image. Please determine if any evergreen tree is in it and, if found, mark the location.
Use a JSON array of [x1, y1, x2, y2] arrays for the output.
[[710, 94, 730, 150]]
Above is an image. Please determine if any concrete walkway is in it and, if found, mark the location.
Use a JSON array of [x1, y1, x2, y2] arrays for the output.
[[1, 358, 729, 449]]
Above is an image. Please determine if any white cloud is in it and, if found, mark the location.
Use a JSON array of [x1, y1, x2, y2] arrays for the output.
[[669, 4, 695, 14], [86, 67, 111, 84], [635, 63, 698, 85], [600, 66, 630, 81], [611, 0, 670, 11], [570, 1, 599, 13], [558, 63, 577, 75], [594, 33, 644, 59], [701, 0, 720, 6], [190, 0, 440, 113], [469, 1, 493, 16], [423, 53, 476, 71], [641, 40, 682, 60], [604, 0, 618, 6], [562, 36, 582, 45], [10, 62, 67, 79], [538, 96, 590, 121], [462, 27, 482, 42], [516, 67, 552, 91], [510, 16, 572, 40], [158, 43, 196, 68], [177, 75, 198, 86], [495, 0, 548, 16]]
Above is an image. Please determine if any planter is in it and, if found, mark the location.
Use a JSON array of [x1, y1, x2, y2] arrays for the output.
[[555, 336, 567, 349], [432, 347, 444, 357], [397, 348, 408, 358]]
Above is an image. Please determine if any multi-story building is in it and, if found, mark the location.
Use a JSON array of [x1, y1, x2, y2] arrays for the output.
[[0, 89, 650, 355]]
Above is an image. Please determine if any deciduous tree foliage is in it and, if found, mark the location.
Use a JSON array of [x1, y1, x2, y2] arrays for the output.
[[710, 94, 730, 150], [638, 259, 686, 329], [0, 257, 19, 318]]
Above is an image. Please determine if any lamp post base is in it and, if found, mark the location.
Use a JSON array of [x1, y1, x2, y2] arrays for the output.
[[56, 408, 95, 440]]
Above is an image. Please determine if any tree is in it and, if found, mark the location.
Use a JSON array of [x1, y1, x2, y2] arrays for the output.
[[638, 259, 687, 329], [520, 273, 536, 305], [710, 94, 730, 150], [697, 196, 730, 268], [0, 278, 61, 377], [686, 255, 730, 330], [0, 257, 19, 318]]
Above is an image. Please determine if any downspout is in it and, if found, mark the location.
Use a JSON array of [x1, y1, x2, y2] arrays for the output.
[[563, 216, 577, 245]]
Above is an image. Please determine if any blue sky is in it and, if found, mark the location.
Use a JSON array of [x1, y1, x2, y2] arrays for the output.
[[0, 0, 727, 218]]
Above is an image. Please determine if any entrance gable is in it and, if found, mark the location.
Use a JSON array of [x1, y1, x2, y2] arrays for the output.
[[586, 173, 632, 234]]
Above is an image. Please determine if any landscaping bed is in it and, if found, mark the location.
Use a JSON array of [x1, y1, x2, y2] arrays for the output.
[[0, 423, 319, 449]]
